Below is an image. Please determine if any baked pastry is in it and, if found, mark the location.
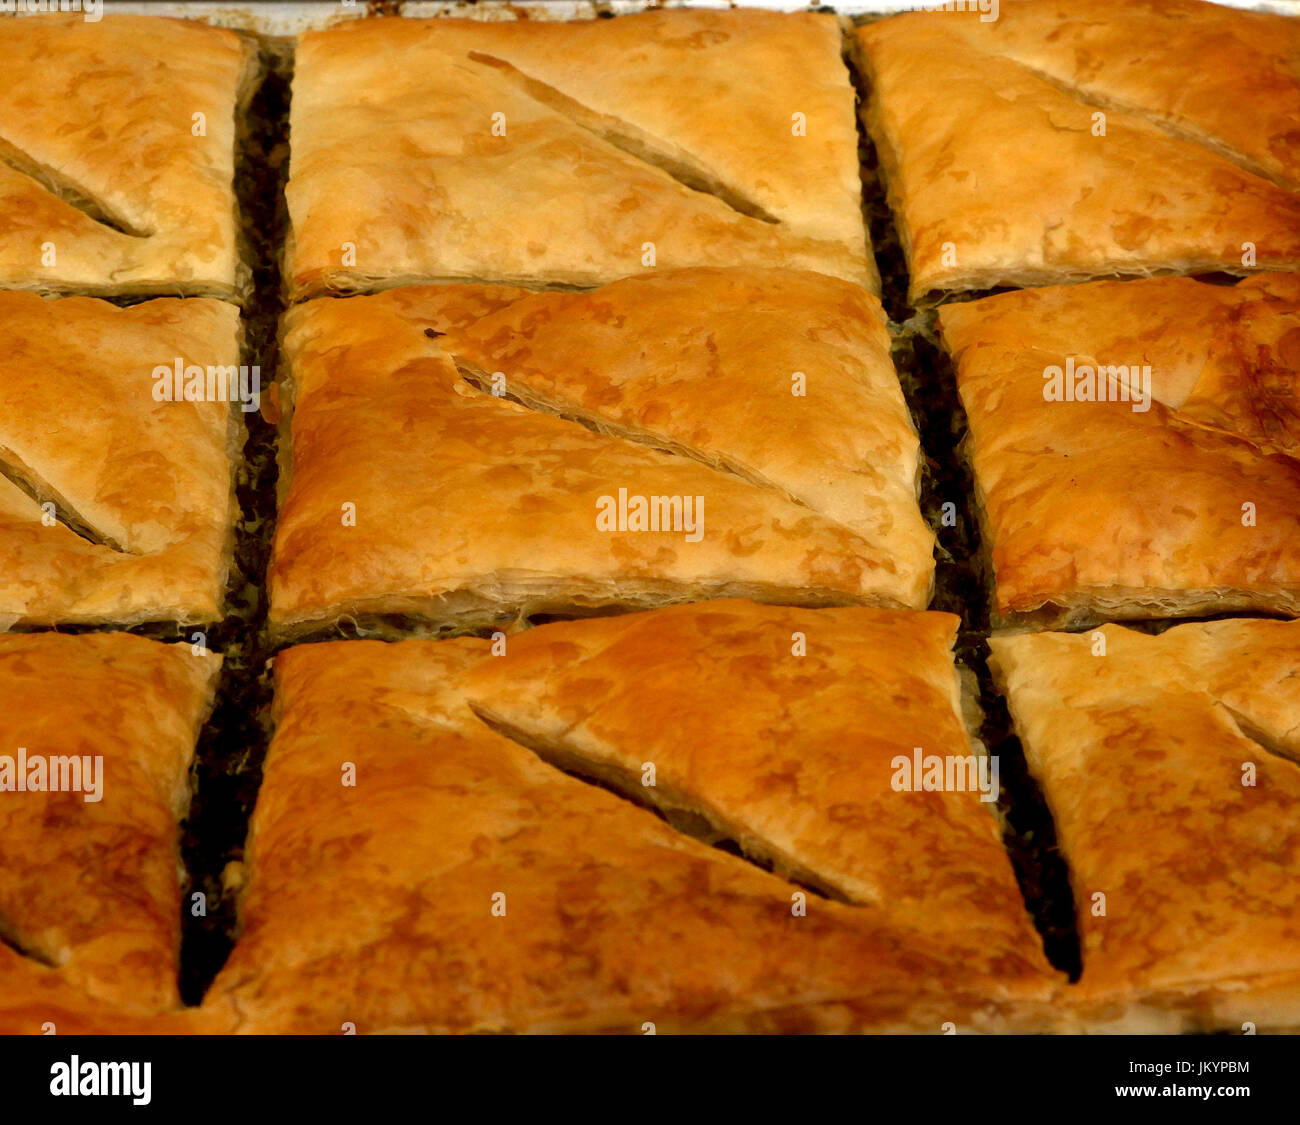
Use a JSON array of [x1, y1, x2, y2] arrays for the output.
[[937, 273, 1300, 628], [0, 947, 217, 1036], [202, 619, 1059, 1034], [0, 14, 255, 299], [852, 1, 1300, 303], [269, 270, 934, 636], [462, 598, 1040, 957], [989, 619, 1300, 1032], [922, 0, 1300, 192], [285, 10, 873, 298], [0, 292, 243, 626], [463, 599, 1036, 944], [428, 267, 925, 548], [0, 633, 221, 1019]]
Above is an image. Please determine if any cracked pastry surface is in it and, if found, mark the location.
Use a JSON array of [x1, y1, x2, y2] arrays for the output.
[[990, 619, 1300, 1032], [0, 292, 243, 627], [0, 633, 220, 1022], [851, 0, 1300, 302], [0, 14, 254, 299], [269, 269, 933, 634], [202, 623, 1059, 1034], [938, 273, 1300, 628], [285, 10, 873, 298]]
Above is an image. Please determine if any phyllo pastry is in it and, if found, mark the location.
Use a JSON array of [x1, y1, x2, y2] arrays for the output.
[[0, 293, 245, 627], [917, 0, 1300, 192], [285, 10, 873, 298], [852, 0, 1300, 304], [938, 274, 1300, 628], [269, 268, 934, 635], [990, 619, 1300, 1032], [0, 633, 220, 1026], [463, 600, 1029, 936], [204, 603, 1059, 1033], [0, 946, 217, 1036], [0, 14, 255, 299]]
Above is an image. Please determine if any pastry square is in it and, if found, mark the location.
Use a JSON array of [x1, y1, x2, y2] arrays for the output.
[[269, 268, 934, 636], [0, 292, 244, 626], [990, 619, 1300, 1032], [203, 604, 1058, 1034], [0, 632, 221, 1022], [852, 0, 1300, 303], [285, 10, 873, 298], [0, 14, 255, 299], [938, 274, 1300, 628]]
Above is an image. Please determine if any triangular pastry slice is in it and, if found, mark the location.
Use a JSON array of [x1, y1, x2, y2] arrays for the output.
[[202, 635, 1059, 1034], [931, 0, 1300, 191], [0, 292, 242, 625], [270, 277, 931, 635], [938, 274, 1300, 628], [852, 14, 1300, 303], [448, 267, 931, 566], [0, 633, 221, 1016], [286, 10, 873, 297], [990, 619, 1300, 1032], [0, 14, 254, 298], [463, 599, 1039, 953]]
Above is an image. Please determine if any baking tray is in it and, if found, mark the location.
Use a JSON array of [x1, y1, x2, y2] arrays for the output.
[[93, 0, 1300, 34]]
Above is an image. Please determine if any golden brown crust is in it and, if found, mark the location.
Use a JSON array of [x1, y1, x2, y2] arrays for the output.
[[442, 267, 930, 570], [990, 619, 1300, 1032], [0, 948, 222, 1035], [937, 274, 1300, 627], [0, 292, 242, 626], [0, 14, 253, 298], [462, 600, 1044, 955], [0, 633, 220, 1016], [286, 11, 873, 298], [203, 628, 1059, 1034], [269, 272, 933, 634], [935, 0, 1300, 192], [851, 9, 1300, 302]]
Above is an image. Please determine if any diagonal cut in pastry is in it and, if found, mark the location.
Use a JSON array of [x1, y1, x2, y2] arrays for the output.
[[0, 293, 244, 626], [916, 0, 1300, 193], [285, 9, 873, 298], [851, 2, 1300, 304], [990, 618, 1300, 1032], [200, 629, 1060, 1034], [0, 633, 221, 1018], [269, 269, 934, 636], [938, 273, 1300, 628], [0, 14, 256, 299], [443, 267, 927, 551], [463, 598, 1038, 952]]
